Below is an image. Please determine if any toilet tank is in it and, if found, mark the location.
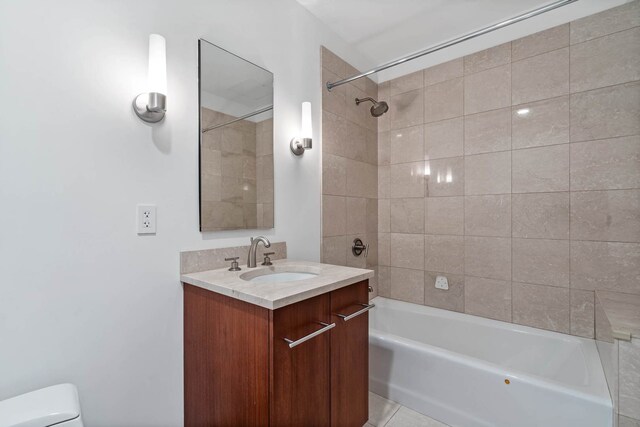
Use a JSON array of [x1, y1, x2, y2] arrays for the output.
[[0, 383, 83, 427]]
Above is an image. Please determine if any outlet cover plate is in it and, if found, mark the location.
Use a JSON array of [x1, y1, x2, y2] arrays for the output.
[[137, 204, 156, 234]]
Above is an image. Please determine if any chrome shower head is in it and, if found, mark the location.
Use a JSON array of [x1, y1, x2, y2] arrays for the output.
[[355, 97, 389, 117]]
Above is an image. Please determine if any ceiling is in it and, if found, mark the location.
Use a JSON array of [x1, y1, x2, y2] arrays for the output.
[[296, 0, 630, 81]]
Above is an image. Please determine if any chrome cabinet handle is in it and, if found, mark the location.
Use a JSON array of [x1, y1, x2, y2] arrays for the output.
[[283, 322, 336, 348], [335, 303, 375, 321]]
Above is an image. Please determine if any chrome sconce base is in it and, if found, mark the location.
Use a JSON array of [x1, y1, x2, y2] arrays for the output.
[[290, 137, 312, 156], [133, 92, 166, 123]]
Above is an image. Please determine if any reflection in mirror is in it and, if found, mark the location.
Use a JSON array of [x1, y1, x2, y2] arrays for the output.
[[199, 39, 274, 232]]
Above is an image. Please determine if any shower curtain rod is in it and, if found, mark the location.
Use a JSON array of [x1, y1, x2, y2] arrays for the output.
[[202, 105, 273, 133], [326, 0, 578, 91]]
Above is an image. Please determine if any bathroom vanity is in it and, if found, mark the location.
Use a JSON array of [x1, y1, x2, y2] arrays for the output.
[[181, 260, 374, 427]]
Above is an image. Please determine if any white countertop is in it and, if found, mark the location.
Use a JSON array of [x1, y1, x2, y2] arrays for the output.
[[180, 259, 374, 310]]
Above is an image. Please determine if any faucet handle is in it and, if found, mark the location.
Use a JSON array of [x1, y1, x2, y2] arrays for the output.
[[261, 252, 275, 266], [225, 257, 241, 271]]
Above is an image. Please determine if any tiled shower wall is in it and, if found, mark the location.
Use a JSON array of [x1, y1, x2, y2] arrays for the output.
[[375, 1, 640, 339], [321, 48, 379, 289]]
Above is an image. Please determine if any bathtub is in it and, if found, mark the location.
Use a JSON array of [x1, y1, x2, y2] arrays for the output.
[[369, 297, 613, 427]]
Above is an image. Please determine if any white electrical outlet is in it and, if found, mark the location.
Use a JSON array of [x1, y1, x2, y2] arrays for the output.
[[435, 275, 449, 290], [137, 205, 157, 234]]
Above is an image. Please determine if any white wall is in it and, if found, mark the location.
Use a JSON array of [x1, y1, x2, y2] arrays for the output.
[[0, 0, 373, 425]]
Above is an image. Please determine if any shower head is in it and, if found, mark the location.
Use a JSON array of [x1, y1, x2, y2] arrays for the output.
[[355, 97, 389, 117]]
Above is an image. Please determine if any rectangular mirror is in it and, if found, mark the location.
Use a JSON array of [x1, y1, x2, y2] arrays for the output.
[[199, 39, 274, 232]]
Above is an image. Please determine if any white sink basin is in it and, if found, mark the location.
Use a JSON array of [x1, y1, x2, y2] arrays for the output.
[[240, 265, 321, 283]]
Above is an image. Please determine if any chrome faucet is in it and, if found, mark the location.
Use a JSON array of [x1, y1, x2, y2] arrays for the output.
[[247, 236, 271, 268]]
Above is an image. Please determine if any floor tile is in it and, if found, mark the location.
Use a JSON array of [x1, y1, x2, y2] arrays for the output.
[[368, 392, 401, 426], [386, 406, 450, 427]]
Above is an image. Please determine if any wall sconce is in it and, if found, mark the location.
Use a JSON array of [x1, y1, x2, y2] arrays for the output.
[[133, 34, 167, 123], [290, 102, 312, 156]]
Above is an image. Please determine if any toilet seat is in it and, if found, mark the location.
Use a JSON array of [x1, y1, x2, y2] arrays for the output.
[[0, 384, 82, 427]]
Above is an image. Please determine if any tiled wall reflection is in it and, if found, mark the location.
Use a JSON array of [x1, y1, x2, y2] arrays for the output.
[[375, 1, 640, 339]]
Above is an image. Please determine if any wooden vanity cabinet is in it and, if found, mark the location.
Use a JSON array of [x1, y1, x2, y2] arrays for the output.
[[184, 280, 370, 427]]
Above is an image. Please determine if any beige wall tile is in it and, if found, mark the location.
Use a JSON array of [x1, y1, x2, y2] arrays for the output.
[[618, 415, 640, 427], [512, 282, 570, 334], [512, 24, 569, 61], [464, 151, 511, 195], [378, 165, 390, 198], [425, 235, 464, 274], [512, 96, 570, 149], [389, 70, 423, 96], [378, 131, 390, 166], [424, 58, 463, 86], [390, 233, 425, 270], [321, 46, 347, 78], [366, 197, 378, 234], [512, 193, 570, 239], [570, 1, 640, 44], [571, 190, 640, 243], [464, 107, 511, 155], [464, 276, 512, 322], [378, 199, 390, 233], [389, 267, 425, 304], [424, 272, 464, 312], [619, 338, 640, 419], [390, 197, 425, 233], [346, 159, 377, 198], [425, 196, 464, 235], [322, 67, 346, 117], [424, 117, 464, 160], [465, 236, 511, 281], [464, 43, 511, 74], [426, 156, 464, 197], [389, 162, 425, 198], [570, 82, 640, 142], [571, 27, 640, 93], [464, 64, 511, 114], [512, 48, 569, 105], [570, 135, 640, 191], [390, 88, 424, 130], [346, 197, 366, 235], [512, 144, 570, 193], [465, 194, 511, 237], [378, 265, 390, 297], [571, 240, 640, 294], [424, 77, 463, 123], [322, 235, 347, 266], [378, 233, 390, 266], [512, 238, 570, 287], [570, 289, 595, 338], [378, 82, 391, 132], [323, 111, 349, 158], [390, 125, 424, 164], [322, 153, 346, 196], [322, 195, 346, 237]]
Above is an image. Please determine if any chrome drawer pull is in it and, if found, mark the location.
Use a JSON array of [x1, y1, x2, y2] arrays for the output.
[[283, 322, 336, 348], [335, 303, 375, 321]]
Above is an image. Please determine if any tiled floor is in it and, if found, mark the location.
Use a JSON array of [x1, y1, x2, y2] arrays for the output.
[[366, 392, 450, 427]]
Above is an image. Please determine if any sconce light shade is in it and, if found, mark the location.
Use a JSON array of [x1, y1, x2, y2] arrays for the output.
[[148, 34, 167, 94], [291, 101, 313, 156], [133, 34, 167, 123]]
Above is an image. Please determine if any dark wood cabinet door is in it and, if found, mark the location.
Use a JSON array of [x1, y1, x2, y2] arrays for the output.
[[330, 280, 370, 427], [184, 284, 269, 427], [270, 293, 332, 427]]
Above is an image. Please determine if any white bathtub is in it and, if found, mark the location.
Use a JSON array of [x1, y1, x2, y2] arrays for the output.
[[369, 297, 613, 427]]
